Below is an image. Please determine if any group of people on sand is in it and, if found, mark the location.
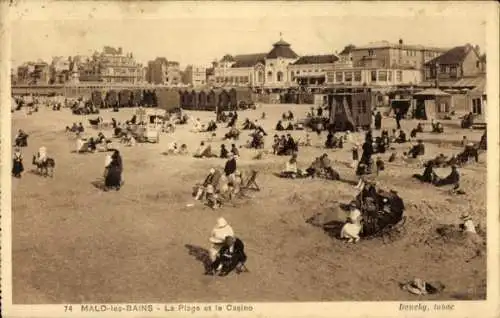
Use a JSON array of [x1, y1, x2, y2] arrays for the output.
[[204, 217, 247, 276], [12, 145, 51, 178], [65, 122, 85, 136], [273, 134, 298, 156], [193, 153, 243, 209]]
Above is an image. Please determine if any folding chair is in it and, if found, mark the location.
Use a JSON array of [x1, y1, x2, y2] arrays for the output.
[[242, 170, 260, 191]]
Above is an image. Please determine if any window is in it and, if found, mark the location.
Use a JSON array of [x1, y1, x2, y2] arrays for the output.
[[396, 71, 402, 82], [440, 65, 446, 73], [267, 71, 273, 81], [269, 63, 274, 67], [371, 71, 377, 82], [315, 69, 319, 72], [388, 71, 392, 81], [472, 99, 482, 114], [335, 72, 343, 83], [450, 66, 457, 78], [258, 71, 264, 82], [277, 71, 283, 82], [378, 71, 387, 81], [354, 71, 362, 82], [476, 61, 480, 68], [345, 72, 353, 82], [291, 71, 295, 81], [368, 49, 374, 56]]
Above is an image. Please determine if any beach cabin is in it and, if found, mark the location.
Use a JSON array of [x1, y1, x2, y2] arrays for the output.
[[228, 88, 252, 109], [207, 89, 220, 111], [218, 89, 231, 111], [413, 88, 452, 120], [198, 90, 208, 110], [156, 88, 180, 112], [326, 89, 372, 131], [105, 90, 118, 108]]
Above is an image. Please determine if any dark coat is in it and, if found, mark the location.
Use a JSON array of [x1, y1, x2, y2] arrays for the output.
[[224, 158, 237, 176]]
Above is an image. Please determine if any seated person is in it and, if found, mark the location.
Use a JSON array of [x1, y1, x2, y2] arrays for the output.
[[195, 168, 223, 200], [416, 122, 424, 133], [220, 144, 229, 159], [250, 132, 264, 149], [375, 157, 385, 174], [87, 137, 97, 152], [206, 235, 247, 276], [461, 112, 474, 129], [460, 136, 468, 147], [432, 121, 444, 133], [285, 122, 294, 131], [282, 112, 287, 121], [281, 154, 299, 178], [395, 130, 407, 143], [287, 110, 294, 121], [434, 165, 460, 187], [325, 132, 335, 148], [412, 161, 437, 183], [275, 120, 285, 131], [194, 141, 210, 158], [224, 127, 240, 140], [410, 128, 418, 139], [14, 129, 28, 147], [178, 144, 188, 155], [320, 153, 340, 180], [206, 120, 218, 132], [458, 143, 479, 164], [408, 140, 425, 158], [388, 151, 397, 163], [230, 144, 239, 157], [306, 157, 322, 178], [76, 137, 87, 153], [166, 141, 179, 154]]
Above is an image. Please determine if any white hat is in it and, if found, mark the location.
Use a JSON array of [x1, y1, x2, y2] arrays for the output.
[[467, 142, 474, 147], [216, 217, 228, 228], [209, 168, 215, 174]]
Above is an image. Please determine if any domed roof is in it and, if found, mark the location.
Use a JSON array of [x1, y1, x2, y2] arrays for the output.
[[266, 38, 298, 59]]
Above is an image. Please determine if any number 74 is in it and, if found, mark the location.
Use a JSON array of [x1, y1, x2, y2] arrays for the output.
[[64, 305, 73, 312]]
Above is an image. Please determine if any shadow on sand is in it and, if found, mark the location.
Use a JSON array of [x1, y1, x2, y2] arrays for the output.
[[185, 244, 211, 272]]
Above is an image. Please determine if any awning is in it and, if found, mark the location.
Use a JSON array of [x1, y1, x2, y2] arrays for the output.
[[295, 74, 326, 79], [413, 88, 451, 96]]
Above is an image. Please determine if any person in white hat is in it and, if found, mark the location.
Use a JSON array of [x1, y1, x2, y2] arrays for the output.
[[36, 146, 48, 165], [208, 217, 235, 268]]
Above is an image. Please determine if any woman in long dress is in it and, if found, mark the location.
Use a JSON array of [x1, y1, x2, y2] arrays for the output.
[[12, 147, 24, 178], [104, 150, 123, 191]]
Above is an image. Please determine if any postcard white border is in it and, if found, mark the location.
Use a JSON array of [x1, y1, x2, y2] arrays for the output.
[[1, 1, 499, 318]]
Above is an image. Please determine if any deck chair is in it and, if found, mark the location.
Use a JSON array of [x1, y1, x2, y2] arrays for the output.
[[242, 170, 260, 191]]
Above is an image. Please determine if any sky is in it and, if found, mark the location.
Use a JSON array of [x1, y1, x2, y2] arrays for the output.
[[9, 1, 488, 69]]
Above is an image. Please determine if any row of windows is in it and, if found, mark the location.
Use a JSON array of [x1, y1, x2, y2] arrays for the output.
[[290, 69, 326, 75], [215, 76, 250, 83], [327, 70, 404, 83]]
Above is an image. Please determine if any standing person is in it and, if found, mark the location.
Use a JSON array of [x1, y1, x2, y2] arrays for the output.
[[317, 106, 323, 117], [224, 153, 237, 177], [12, 147, 24, 178], [104, 150, 123, 191], [395, 109, 403, 130], [206, 217, 235, 274], [351, 143, 360, 169], [374, 111, 382, 130]]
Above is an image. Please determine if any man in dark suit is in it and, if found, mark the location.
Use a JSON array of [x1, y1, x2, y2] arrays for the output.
[[206, 236, 247, 276], [224, 154, 237, 176]]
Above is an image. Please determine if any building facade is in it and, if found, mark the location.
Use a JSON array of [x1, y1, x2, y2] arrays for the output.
[[325, 67, 422, 87], [350, 40, 447, 71], [212, 38, 299, 89], [423, 44, 484, 81], [146, 58, 182, 86], [184, 65, 207, 87], [16, 61, 50, 85], [50, 56, 72, 84], [96, 46, 144, 84], [288, 54, 339, 86]]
